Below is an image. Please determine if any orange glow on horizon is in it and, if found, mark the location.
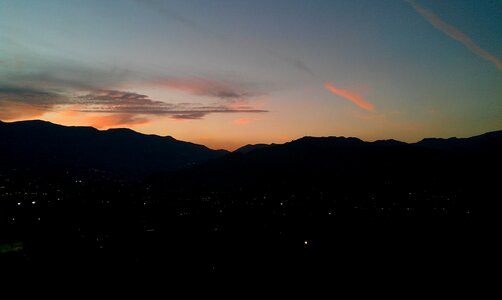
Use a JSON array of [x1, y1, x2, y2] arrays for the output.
[[83, 114, 150, 128], [0, 101, 47, 120]]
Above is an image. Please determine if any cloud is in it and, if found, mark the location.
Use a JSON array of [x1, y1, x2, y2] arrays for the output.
[[232, 118, 253, 125], [170, 112, 207, 120], [407, 0, 502, 71], [266, 49, 316, 77], [0, 86, 68, 120], [324, 82, 374, 111], [0, 100, 48, 120], [134, 0, 226, 41], [83, 114, 150, 128], [0, 86, 68, 107], [75, 89, 167, 108], [0, 61, 268, 121], [0, 86, 268, 121], [74, 89, 267, 119], [0, 72, 268, 121], [5, 64, 133, 91], [151, 77, 262, 100]]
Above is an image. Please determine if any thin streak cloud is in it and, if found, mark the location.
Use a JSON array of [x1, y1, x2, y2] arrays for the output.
[[324, 82, 374, 111], [407, 0, 502, 71], [135, 0, 226, 41], [75, 89, 268, 119], [150, 78, 262, 100]]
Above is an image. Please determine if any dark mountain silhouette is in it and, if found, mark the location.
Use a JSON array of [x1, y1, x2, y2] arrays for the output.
[[2, 119, 500, 179], [1, 120, 500, 276], [182, 131, 502, 179], [0, 120, 228, 175], [159, 131, 501, 209], [415, 130, 502, 154], [142, 131, 499, 276], [233, 143, 273, 154]]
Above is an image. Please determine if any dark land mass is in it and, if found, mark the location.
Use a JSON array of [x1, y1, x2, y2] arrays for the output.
[[1, 120, 500, 278], [0, 120, 227, 176], [233, 143, 273, 154]]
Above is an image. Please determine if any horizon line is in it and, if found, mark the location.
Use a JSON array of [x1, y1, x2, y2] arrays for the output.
[[1, 118, 500, 152]]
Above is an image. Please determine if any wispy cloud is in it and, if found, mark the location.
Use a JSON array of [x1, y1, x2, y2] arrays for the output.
[[324, 82, 374, 111], [0, 86, 68, 107], [407, 0, 502, 71], [265, 49, 316, 77], [0, 86, 68, 120], [0, 84, 267, 122], [135, 0, 226, 41], [150, 77, 263, 100], [0, 100, 48, 120], [75, 89, 267, 118], [83, 114, 150, 128], [0, 63, 269, 122]]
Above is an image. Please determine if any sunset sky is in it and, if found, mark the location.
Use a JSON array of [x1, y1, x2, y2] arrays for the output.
[[1, 0, 501, 150]]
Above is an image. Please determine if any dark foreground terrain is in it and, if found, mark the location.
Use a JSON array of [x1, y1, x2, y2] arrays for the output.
[[1, 121, 500, 278]]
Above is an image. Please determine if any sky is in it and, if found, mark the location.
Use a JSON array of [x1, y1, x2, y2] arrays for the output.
[[1, 0, 501, 150]]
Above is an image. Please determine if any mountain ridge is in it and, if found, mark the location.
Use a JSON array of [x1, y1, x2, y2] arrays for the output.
[[0, 119, 228, 176], [2, 119, 501, 178], [3, 119, 501, 152]]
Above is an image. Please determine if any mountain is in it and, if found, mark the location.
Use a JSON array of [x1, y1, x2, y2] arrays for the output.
[[0, 120, 228, 175], [233, 143, 272, 154], [2, 123, 500, 274], [162, 131, 502, 191], [143, 130, 500, 275], [414, 130, 502, 154]]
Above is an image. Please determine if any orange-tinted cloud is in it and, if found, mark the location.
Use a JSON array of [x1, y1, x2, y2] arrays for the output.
[[278, 135, 290, 142], [0, 100, 47, 120], [1, 80, 268, 122], [324, 82, 374, 111], [83, 114, 150, 129], [57, 105, 82, 117], [407, 0, 502, 71], [75, 89, 267, 119], [233, 118, 253, 125]]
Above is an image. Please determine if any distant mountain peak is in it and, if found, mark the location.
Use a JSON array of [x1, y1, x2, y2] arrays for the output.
[[234, 143, 271, 154], [372, 139, 407, 146], [106, 127, 137, 133], [293, 135, 364, 144]]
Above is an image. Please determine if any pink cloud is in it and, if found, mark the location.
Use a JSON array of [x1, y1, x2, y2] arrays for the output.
[[324, 82, 374, 111], [83, 114, 150, 128], [232, 118, 252, 125]]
